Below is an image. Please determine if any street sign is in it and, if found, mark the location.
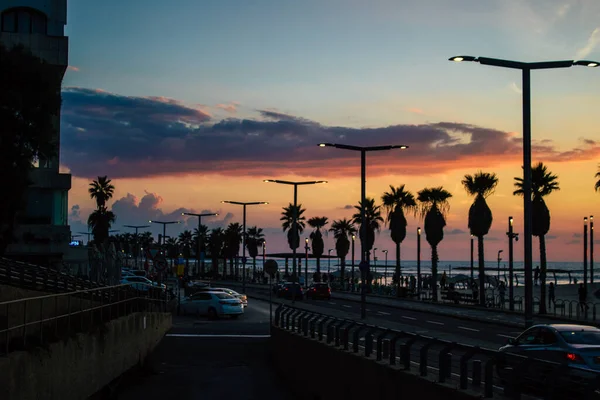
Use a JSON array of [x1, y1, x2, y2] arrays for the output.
[[264, 259, 278, 277]]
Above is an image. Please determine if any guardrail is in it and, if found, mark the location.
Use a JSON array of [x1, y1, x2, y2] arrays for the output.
[[0, 283, 169, 357], [0, 257, 103, 293], [274, 304, 600, 399]]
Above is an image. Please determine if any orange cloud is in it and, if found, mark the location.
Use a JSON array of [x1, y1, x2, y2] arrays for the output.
[[67, 65, 80, 72], [407, 107, 424, 114]]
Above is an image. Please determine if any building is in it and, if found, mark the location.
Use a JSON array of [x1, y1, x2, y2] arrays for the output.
[[1, 0, 73, 267]]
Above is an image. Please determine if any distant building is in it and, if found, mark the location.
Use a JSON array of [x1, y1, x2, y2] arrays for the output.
[[1, 0, 72, 267]]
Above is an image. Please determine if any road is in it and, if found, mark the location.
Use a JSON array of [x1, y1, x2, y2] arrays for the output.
[[113, 299, 294, 400]]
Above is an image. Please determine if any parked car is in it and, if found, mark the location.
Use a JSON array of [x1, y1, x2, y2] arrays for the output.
[[210, 287, 248, 307], [121, 276, 166, 291], [180, 291, 243, 319], [305, 283, 331, 300], [497, 324, 600, 395], [277, 283, 304, 300]]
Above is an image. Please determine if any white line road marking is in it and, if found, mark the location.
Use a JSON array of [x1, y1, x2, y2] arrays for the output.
[[342, 305, 352, 308], [401, 316, 416, 320], [497, 334, 514, 339], [166, 334, 271, 338], [377, 311, 391, 315], [458, 326, 480, 332], [426, 320, 444, 325], [328, 302, 336, 305]]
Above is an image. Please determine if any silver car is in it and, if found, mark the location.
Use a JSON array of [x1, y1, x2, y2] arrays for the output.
[[180, 291, 243, 319]]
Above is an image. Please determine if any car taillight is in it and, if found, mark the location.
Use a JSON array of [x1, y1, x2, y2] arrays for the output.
[[328, 288, 331, 292], [566, 353, 584, 363]]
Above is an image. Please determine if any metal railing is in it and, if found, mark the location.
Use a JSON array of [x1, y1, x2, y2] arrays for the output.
[[274, 304, 600, 399], [0, 283, 169, 356], [0, 257, 103, 293]]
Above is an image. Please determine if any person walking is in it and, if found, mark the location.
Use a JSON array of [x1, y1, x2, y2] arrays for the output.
[[578, 283, 589, 314], [534, 266, 540, 286], [548, 282, 556, 309]]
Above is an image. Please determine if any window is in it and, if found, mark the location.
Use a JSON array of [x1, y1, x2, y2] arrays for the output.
[[195, 293, 211, 301], [538, 328, 557, 345], [517, 328, 540, 345], [560, 330, 600, 345], [214, 293, 233, 299], [1, 8, 47, 34]]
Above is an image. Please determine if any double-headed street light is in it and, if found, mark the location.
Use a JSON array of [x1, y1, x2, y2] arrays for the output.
[[222, 201, 268, 292], [319, 142, 408, 319], [449, 55, 598, 327], [181, 212, 218, 276], [149, 220, 180, 247], [124, 225, 150, 268], [263, 179, 327, 280]]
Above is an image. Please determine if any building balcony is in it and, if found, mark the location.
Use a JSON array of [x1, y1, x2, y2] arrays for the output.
[[29, 169, 71, 190], [0, 32, 68, 67], [5, 224, 71, 257]]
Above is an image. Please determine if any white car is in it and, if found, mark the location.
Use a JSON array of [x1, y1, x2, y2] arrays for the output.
[[180, 291, 244, 319], [121, 276, 166, 291], [210, 287, 248, 307]]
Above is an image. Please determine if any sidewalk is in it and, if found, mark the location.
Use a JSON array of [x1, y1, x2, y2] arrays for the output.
[[218, 280, 600, 329]]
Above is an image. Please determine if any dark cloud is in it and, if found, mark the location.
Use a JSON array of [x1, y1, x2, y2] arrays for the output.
[[545, 235, 558, 240], [446, 228, 467, 235], [68, 191, 230, 243], [60, 87, 600, 179], [70, 204, 80, 219], [341, 205, 354, 210], [573, 233, 583, 238], [566, 240, 581, 245]]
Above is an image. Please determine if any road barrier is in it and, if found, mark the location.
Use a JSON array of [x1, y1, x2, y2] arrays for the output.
[[274, 304, 600, 399]]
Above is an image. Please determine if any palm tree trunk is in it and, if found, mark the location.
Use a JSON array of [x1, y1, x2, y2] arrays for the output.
[[230, 258, 234, 278], [396, 242, 401, 298], [340, 257, 345, 284], [431, 245, 439, 302], [539, 235, 547, 314], [316, 257, 321, 273], [252, 257, 257, 282], [478, 236, 485, 306]]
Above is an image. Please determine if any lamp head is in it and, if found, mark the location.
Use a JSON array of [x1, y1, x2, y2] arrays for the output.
[[509, 216, 513, 226], [449, 55, 476, 62], [417, 227, 421, 235], [574, 60, 599, 67]]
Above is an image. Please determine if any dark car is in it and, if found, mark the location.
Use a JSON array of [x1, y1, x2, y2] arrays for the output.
[[277, 283, 304, 300], [305, 283, 331, 300]]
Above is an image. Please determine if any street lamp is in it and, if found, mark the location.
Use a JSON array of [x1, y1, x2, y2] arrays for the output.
[[417, 227, 422, 297], [305, 238, 310, 286], [328, 249, 333, 274], [263, 179, 327, 280], [584, 217, 589, 287], [382, 249, 388, 285], [149, 220, 180, 247], [262, 241, 267, 278], [221, 201, 268, 292], [181, 212, 218, 276], [591, 216, 594, 285], [373, 247, 378, 283], [124, 225, 150, 269], [351, 234, 356, 292], [470, 234, 474, 282], [506, 217, 519, 311], [319, 142, 408, 319], [497, 250, 504, 281], [449, 55, 599, 327]]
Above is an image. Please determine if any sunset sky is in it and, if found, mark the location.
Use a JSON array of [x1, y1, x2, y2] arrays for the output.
[[61, 0, 600, 262]]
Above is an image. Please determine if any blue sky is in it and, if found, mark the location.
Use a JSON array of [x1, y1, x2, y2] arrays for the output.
[[61, 0, 600, 260]]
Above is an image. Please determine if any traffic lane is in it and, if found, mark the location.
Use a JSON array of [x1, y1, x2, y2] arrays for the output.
[[115, 299, 292, 400], [284, 296, 522, 346], [170, 298, 274, 335]]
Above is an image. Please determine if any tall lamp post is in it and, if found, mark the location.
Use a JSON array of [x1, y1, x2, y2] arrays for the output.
[[449, 55, 599, 327], [351, 234, 356, 292], [124, 224, 150, 269], [470, 234, 474, 282], [305, 238, 310, 286], [221, 201, 268, 293], [382, 249, 388, 285], [181, 212, 218, 276], [149, 220, 180, 281], [591, 216, 594, 285], [584, 217, 589, 287], [506, 217, 519, 311], [373, 247, 378, 283], [319, 142, 408, 320], [417, 227, 422, 297], [327, 249, 333, 275], [264, 179, 327, 280], [497, 250, 504, 281]]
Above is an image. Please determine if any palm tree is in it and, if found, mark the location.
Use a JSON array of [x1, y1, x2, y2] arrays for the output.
[[352, 197, 384, 286], [417, 187, 452, 302], [329, 219, 356, 284], [88, 176, 115, 208], [514, 162, 559, 314], [381, 185, 418, 295], [165, 237, 179, 267], [87, 206, 116, 244], [245, 226, 265, 281], [462, 172, 499, 306], [595, 165, 600, 192], [308, 217, 329, 280], [224, 223, 243, 278], [193, 224, 209, 275], [208, 228, 225, 276], [178, 230, 193, 275], [280, 203, 307, 275]]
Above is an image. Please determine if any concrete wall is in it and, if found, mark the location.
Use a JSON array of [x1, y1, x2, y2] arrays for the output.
[[271, 328, 481, 400], [0, 311, 171, 400]]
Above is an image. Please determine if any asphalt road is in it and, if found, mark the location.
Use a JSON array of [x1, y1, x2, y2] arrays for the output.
[[113, 300, 294, 400]]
